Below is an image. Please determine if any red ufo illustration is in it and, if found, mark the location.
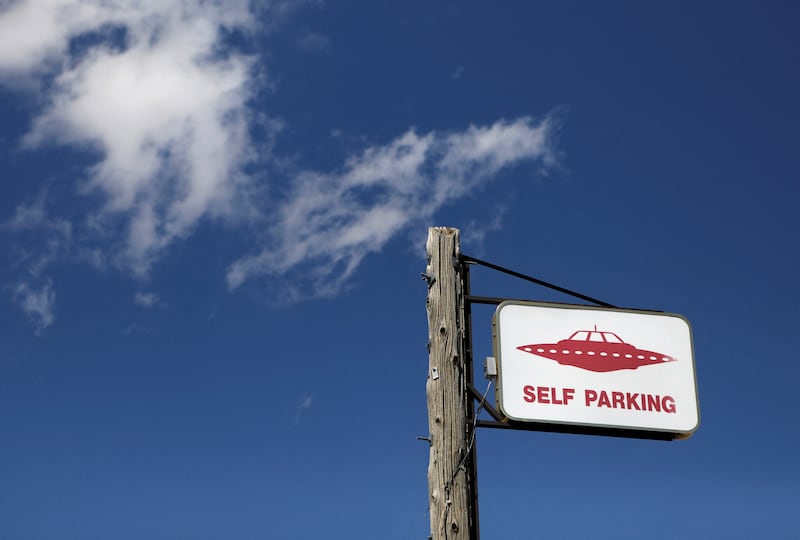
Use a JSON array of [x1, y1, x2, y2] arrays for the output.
[[516, 326, 676, 373]]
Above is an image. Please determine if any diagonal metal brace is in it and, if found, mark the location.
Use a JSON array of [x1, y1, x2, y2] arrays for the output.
[[467, 383, 504, 422]]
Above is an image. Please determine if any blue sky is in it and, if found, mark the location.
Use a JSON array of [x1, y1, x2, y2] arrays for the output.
[[1, 1, 798, 538]]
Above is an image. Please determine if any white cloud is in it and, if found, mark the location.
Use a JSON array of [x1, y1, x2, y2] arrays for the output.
[[1, 1, 561, 320], [0, 0, 88, 74], [123, 320, 152, 335], [11, 279, 56, 335], [133, 291, 164, 308], [227, 116, 557, 298], [294, 393, 313, 424], [3, 0, 260, 276], [4, 192, 69, 236], [2, 193, 68, 334], [2, 192, 72, 276], [297, 32, 331, 54], [461, 204, 507, 252]]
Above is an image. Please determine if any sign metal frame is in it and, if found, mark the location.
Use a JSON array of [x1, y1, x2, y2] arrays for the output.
[[492, 300, 700, 439]]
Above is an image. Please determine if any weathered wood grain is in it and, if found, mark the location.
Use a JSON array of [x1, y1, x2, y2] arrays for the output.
[[425, 227, 470, 539]]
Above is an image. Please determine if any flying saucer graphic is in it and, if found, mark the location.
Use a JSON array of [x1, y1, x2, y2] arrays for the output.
[[516, 326, 677, 373]]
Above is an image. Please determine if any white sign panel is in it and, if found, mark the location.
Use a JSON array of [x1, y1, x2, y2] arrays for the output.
[[493, 301, 700, 437]]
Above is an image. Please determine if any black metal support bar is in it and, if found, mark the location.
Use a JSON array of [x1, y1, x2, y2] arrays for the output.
[[460, 259, 481, 540], [464, 295, 505, 305], [461, 254, 616, 308], [475, 420, 675, 441]]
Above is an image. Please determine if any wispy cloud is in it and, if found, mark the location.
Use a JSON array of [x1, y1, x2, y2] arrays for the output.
[[123, 320, 152, 336], [2, 192, 71, 332], [133, 291, 164, 308], [461, 204, 507, 254], [227, 116, 557, 298], [2, 192, 72, 277], [294, 393, 313, 424], [297, 32, 331, 54], [11, 279, 56, 335], [3, 192, 71, 236]]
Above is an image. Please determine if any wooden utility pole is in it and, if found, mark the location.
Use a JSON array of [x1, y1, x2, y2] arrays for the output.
[[425, 227, 474, 539]]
